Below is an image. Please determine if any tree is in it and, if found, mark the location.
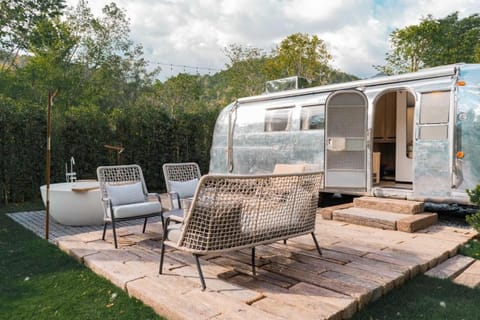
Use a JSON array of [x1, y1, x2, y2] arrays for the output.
[[0, 0, 65, 70], [223, 44, 269, 98], [268, 33, 333, 85], [155, 73, 202, 117], [377, 12, 480, 74], [63, 1, 159, 110]]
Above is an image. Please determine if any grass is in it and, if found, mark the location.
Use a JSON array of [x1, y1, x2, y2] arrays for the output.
[[0, 201, 162, 320], [353, 233, 480, 320], [353, 274, 480, 320], [460, 237, 480, 259]]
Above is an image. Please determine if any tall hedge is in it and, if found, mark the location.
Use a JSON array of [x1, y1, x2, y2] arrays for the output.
[[0, 97, 219, 204]]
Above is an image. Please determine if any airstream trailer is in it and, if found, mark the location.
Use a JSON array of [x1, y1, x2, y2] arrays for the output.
[[209, 64, 480, 205]]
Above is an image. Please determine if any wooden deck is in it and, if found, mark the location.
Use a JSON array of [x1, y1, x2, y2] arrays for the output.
[[8, 210, 478, 320]]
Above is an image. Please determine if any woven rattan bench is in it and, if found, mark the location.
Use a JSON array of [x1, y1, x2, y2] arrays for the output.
[[159, 171, 324, 290]]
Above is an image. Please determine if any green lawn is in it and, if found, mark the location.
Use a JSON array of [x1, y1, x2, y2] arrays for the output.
[[0, 202, 162, 320], [353, 274, 480, 320]]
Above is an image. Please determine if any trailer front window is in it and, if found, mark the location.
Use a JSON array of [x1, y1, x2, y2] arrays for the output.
[[301, 105, 325, 130], [264, 107, 293, 132]]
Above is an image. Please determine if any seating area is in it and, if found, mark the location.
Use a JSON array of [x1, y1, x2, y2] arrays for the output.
[[160, 172, 324, 289], [11, 161, 477, 319]]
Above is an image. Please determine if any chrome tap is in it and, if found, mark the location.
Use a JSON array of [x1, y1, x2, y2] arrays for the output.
[[65, 156, 77, 182]]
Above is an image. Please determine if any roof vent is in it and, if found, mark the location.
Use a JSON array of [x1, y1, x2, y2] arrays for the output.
[[265, 76, 308, 93]]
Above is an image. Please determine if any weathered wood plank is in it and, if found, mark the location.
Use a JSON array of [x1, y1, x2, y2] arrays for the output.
[[453, 260, 480, 288], [127, 276, 283, 320], [262, 261, 374, 307], [211, 256, 298, 288], [230, 274, 352, 320], [260, 243, 396, 293], [425, 255, 475, 279]]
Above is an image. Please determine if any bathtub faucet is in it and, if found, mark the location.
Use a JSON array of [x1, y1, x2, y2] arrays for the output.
[[65, 156, 77, 183]]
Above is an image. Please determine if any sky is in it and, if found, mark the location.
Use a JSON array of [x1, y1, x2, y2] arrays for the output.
[[66, 0, 480, 80]]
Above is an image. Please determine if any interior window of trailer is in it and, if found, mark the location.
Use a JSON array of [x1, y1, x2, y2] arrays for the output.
[[420, 91, 450, 124], [301, 105, 325, 130], [264, 107, 293, 132]]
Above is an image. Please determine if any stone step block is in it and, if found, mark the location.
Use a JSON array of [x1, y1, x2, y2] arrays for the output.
[[397, 212, 438, 233], [425, 255, 475, 279], [353, 196, 424, 215], [318, 202, 354, 220], [453, 260, 480, 288], [332, 207, 408, 230]]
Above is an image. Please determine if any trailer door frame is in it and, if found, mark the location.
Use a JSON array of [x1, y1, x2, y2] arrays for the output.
[[324, 90, 368, 191]]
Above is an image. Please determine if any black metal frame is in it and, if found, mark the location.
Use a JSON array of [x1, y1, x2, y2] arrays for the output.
[[102, 197, 164, 249], [159, 219, 323, 291]]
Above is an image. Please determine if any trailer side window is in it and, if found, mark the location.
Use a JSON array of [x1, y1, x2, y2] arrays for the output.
[[420, 91, 450, 124], [301, 105, 324, 130], [419, 91, 450, 140], [264, 107, 293, 132]]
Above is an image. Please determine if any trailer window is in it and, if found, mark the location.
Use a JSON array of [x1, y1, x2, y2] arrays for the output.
[[301, 105, 324, 130], [420, 91, 450, 124], [264, 108, 293, 132], [418, 91, 450, 140]]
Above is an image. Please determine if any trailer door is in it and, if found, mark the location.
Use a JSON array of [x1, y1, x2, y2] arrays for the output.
[[325, 91, 368, 190], [413, 90, 452, 199]]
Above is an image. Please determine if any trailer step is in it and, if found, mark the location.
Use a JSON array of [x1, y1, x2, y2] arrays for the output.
[[332, 207, 403, 230], [353, 196, 424, 215]]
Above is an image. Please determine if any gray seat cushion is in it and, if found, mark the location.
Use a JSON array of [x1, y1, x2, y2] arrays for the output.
[[112, 201, 161, 219]]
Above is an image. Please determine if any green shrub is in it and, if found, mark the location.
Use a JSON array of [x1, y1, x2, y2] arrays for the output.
[[466, 185, 480, 232]]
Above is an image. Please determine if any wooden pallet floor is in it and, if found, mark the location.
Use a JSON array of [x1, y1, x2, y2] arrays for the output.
[[8, 210, 478, 320]]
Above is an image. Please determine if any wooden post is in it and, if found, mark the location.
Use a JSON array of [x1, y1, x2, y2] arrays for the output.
[[103, 144, 124, 165], [45, 89, 58, 240]]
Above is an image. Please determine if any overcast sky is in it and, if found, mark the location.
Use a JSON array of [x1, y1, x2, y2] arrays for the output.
[[66, 0, 479, 80]]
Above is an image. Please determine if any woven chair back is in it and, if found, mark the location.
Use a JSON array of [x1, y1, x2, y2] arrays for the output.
[[97, 165, 148, 202], [177, 171, 323, 254], [163, 162, 202, 192]]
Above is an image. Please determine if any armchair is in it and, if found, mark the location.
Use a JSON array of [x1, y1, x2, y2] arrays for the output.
[[162, 162, 201, 210], [97, 164, 162, 248]]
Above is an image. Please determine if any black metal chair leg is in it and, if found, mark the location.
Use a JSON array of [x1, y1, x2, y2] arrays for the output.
[[102, 223, 108, 240], [311, 232, 322, 255], [142, 217, 148, 233], [159, 240, 165, 274], [283, 239, 287, 245], [111, 218, 118, 249], [251, 247, 256, 276], [194, 254, 206, 291]]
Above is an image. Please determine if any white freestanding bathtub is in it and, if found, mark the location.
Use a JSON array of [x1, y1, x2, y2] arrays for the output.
[[40, 181, 104, 226]]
